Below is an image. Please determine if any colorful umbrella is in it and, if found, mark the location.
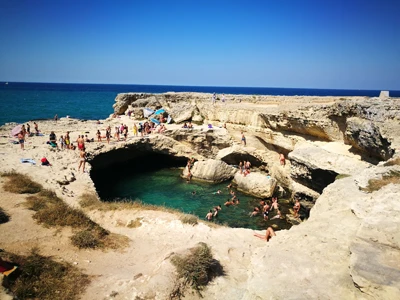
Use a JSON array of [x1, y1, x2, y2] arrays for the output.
[[154, 108, 165, 115], [143, 108, 154, 118], [150, 118, 160, 125], [11, 124, 22, 136]]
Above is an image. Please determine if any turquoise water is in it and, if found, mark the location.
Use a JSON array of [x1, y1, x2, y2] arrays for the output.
[[92, 160, 292, 230]]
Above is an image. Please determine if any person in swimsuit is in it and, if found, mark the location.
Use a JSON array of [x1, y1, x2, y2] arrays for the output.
[[96, 130, 102, 142], [78, 147, 87, 172], [293, 198, 301, 217], [279, 153, 286, 166], [263, 210, 269, 220], [77, 135, 85, 150], [133, 123, 138, 136], [241, 132, 246, 146], [54, 114, 58, 123], [105, 129, 111, 144], [254, 227, 276, 242], [64, 132, 70, 149], [18, 131, 24, 150], [205, 210, 213, 221], [26, 123, 31, 135], [250, 207, 259, 217], [270, 209, 282, 220], [34, 122, 39, 135]]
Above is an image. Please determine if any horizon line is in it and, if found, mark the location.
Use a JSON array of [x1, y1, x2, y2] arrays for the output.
[[0, 81, 397, 92]]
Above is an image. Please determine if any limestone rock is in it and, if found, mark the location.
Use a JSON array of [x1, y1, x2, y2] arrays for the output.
[[289, 142, 370, 193], [232, 172, 277, 198], [216, 145, 263, 167], [345, 117, 394, 161], [168, 102, 199, 123], [182, 159, 237, 183], [166, 128, 232, 158]]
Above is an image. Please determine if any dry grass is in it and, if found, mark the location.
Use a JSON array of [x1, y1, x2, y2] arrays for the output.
[[361, 171, 400, 193], [179, 214, 198, 226], [1, 171, 42, 194], [25, 189, 126, 250], [79, 193, 210, 227], [0, 206, 10, 224], [384, 157, 400, 166], [1, 248, 90, 300], [79, 192, 179, 214], [170, 242, 225, 299]]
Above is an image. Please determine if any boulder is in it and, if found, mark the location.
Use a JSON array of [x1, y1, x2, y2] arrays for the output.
[[289, 142, 370, 193], [216, 145, 263, 167], [168, 102, 199, 123], [166, 128, 232, 158], [232, 172, 277, 198], [345, 117, 394, 161], [182, 159, 237, 183]]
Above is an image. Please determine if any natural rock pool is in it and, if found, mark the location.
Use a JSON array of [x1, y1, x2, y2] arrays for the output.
[[91, 154, 292, 230]]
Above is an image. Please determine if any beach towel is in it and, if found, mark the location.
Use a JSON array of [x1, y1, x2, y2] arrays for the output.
[[20, 158, 36, 165]]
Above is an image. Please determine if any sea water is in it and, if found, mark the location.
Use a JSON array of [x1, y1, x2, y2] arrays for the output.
[[1, 81, 398, 126], [92, 165, 292, 231]]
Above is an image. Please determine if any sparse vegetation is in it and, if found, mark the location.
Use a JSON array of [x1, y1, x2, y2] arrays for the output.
[[170, 242, 224, 299], [179, 214, 198, 226], [1, 171, 43, 194], [71, 229, 102, 249], [0, 206, 10, 224], [1, 248, 90, 300], [383, 157, 400, 166], [361, 171, 400, 193], [24, 189, 127, 249], [336, 174, 351, 180]]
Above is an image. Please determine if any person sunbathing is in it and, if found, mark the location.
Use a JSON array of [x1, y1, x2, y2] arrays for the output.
[[254, 227, 276, 242]]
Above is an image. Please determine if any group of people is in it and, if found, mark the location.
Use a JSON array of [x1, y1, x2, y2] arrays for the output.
[[239, 160, 251, 176], [211, 93, 226, 105], [250, 197, 282, 221], [182, 122, 193, 129], [16, 122, 40, 150]]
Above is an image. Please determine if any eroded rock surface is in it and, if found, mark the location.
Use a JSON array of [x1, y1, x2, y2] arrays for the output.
[[182, 159, 237, 183], [233, 171, 277, 198]]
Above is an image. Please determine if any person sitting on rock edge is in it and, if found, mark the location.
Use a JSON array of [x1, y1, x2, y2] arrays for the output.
[[254, 227, 276, 242]]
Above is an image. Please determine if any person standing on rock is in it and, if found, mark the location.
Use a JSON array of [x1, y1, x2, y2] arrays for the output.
[[78, 147, 87, 172], [212, 92, 216, 105], [54, 114, 58, 123], [279, 153, 286, 166], [34, 122, 39, 135], [241, 132, 246, 146], [18, 131, 24, 150], [293, 198, 301, 218]]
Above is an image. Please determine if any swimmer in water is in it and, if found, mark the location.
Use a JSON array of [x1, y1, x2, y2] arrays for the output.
[[192, 191, 196, 195]]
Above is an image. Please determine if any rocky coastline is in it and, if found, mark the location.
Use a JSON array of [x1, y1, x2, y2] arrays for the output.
[[1, 92, 399, 299]]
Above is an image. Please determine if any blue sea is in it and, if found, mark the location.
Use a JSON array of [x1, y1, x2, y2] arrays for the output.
[[1, 81, 399, 126]]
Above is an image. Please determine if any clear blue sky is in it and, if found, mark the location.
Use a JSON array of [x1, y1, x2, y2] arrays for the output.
[[0, 0, 399, 89]]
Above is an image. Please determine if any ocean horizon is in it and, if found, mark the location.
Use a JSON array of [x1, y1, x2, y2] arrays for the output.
[[1, 81, 399, 126]]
